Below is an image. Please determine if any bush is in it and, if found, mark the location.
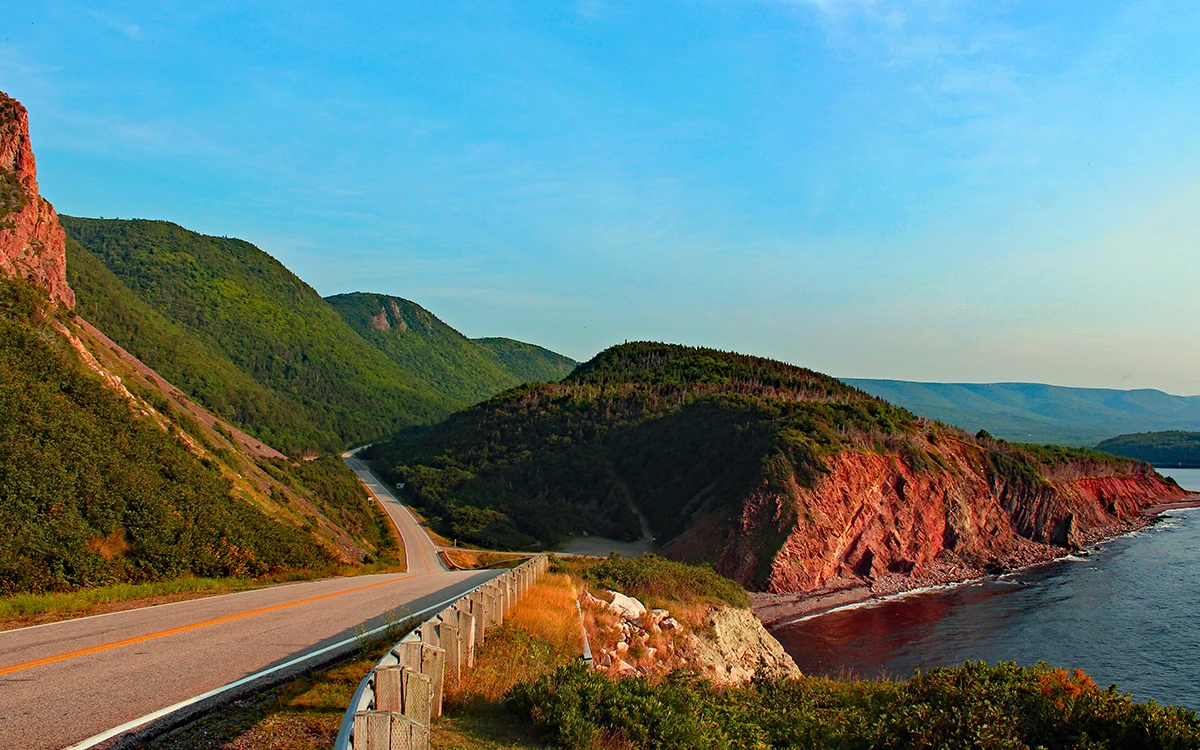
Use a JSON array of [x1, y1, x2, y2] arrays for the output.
[[509, 661, 1200, 750], [552, 554, 749, 609]]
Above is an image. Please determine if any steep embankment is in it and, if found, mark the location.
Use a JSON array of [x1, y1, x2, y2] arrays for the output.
[[326, 292, 576, 406], [0, 90, 396, 594], [369, 342, 1183, 595]]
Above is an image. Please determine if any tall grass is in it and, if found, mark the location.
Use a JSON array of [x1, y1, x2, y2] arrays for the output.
[[449, 573, 582, 703]]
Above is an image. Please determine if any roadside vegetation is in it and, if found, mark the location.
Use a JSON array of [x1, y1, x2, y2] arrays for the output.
[[0, 274, 329, 596], [512, 661, 1200, 750]]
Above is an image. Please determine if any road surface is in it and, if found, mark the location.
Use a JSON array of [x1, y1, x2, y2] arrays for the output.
[[0, 461, 478, 749], [344, 456, 446, 574]]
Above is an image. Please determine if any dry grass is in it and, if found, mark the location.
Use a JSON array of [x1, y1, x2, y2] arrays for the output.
[[449, 573, 581, 703], [431, 573, 583, 749], [444, 549, 531, 570]]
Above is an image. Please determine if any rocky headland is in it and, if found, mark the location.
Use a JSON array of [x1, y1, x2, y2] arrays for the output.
[[0, 91, 73, 309]]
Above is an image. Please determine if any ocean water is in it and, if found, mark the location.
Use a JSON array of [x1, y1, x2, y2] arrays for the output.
[[774, 503, 1200, 711]]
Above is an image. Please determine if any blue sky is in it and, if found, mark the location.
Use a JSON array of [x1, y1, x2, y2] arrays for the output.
[[4, 1, 1199, 393]]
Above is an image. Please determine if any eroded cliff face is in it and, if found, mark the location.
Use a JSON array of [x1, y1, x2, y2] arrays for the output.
[[697, 435, 1183, 594], [0, 91, 74, 308]]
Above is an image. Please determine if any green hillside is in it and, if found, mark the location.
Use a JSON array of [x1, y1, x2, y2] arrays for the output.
[[1097, 431, 1200, 468], [365, 342, 929, 551], [366, 343, 1146, 572], [65, 236, 327, 450], [474, 336, 576, 383], [63, 217, 456, 453], [326, 293, 575, 406], [0, 274, 327, 595], [845, 379, 1200, 446]]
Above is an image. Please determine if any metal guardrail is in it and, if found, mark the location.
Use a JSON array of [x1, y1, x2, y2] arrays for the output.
[[334, 554, 549, 750]]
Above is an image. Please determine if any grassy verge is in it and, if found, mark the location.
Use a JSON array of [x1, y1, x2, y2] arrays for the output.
[[0, 559, 405, 631], [434, 572, 582, 749], [146, 638, 392, 749]]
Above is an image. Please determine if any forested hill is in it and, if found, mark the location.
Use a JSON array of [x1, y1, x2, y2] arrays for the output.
[[63, 217, 572, 454], [326, 292, 575, 405], [473, 337, 576, 383], [367, 342, 1173, 594], [1096, 431, 1200, 467], [0, 274, 390, 594], [846, 379, 1200, 447]]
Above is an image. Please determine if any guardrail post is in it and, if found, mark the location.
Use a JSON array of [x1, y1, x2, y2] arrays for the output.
[[460, 610, 476, 668], [437, 620, 460, 687], [419, 621, 439, 648], [394, 639, 445, 718], [470, 592, 487, 642], [353, 711, 391, 750], [374, 666, 404, 712], [401, 668, 432, 726]]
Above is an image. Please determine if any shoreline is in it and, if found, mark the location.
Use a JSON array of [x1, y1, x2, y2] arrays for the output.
[[753, 493, 1200, 629]]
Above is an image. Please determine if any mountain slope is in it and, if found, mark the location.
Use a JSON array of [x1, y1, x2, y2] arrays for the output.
[[845, 379, 1200, 446], [63, 217, 457, 452], [474, 336, 576, 383], [0, 274, 332, 594], [368, 343, 1181, 593], [326, 292, 574, 406]]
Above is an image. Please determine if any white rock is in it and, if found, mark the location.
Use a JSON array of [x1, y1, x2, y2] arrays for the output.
[[660, 617, 680, 631], [607, 591, 647, 621], [615, 659, 640, 677], [648, 608, 670, 626]]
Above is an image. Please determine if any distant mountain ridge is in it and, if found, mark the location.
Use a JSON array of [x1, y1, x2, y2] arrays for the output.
[[844, 379, 1200, 447], [326, 292, 575, 406]]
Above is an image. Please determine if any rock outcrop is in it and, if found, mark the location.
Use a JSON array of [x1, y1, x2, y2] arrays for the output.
[[587, 589, 799, 686], [0, 91, 74, 308], [696, 435, 1184, 596]]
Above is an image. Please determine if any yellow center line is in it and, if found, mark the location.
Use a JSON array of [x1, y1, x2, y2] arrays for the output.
[[0, 578, 399, 677]]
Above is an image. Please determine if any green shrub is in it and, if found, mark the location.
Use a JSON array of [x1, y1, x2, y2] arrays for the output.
[[552, 554, 749, 609], [509, 661, 1200, 750]]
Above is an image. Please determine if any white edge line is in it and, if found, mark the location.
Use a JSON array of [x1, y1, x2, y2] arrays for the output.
[[64, 579, 493, 750]]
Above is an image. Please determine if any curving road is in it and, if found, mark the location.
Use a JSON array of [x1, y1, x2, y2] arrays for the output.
[[0, 461, 481, 750], [344, 455, 446, 574]]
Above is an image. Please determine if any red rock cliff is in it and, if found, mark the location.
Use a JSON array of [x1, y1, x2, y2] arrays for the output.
[[0, 91, 74, 308], [688, 435, 1184, 594]]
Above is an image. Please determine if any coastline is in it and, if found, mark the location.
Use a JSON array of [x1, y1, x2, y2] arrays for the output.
[[753, 493, 1200, 629]]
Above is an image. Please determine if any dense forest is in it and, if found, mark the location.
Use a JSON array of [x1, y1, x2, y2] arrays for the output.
[[0, 274, 328, 595], [1097, 431, 1200, 467], [366, 343, 1151, 557], [326, 292, 575, 406]]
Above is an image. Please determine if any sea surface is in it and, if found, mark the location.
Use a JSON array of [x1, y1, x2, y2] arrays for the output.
[[774, 468, 1200, 710]]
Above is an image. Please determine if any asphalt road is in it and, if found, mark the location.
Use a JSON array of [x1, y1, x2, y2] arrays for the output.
[[344, 456, 447, 574], [0, 462, 480, 749]]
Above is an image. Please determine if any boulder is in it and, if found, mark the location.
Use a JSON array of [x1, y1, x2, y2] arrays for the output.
[[606, 591, 647, 621]]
